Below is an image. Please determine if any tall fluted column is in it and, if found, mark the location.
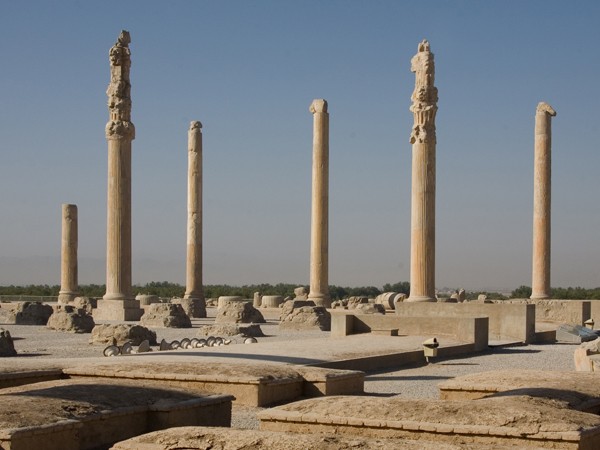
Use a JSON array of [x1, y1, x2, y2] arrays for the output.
[[58, 204, 79, 304], [407, 40, 438, 302], [531, 102, 556, 300], [183, 121, 207, 317], [307, 99, 330, 307], [95, 30, 142, 321]]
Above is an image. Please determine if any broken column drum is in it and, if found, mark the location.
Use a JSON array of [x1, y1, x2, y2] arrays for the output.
[[531, 102, 557, 300], [308, 99, 330, 308], [407, 40, 438, 302], [183, 121, 207, 317], [96, 30, 142, 321], [58, 204, 79, 303]]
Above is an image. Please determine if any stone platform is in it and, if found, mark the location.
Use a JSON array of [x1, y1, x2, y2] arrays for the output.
[[0, 378, 232, 450], [64, 362, 364, 407], [438, 370, 600, 413], [109, 425, 516, 450], [258, 395, 600, 449], [0, 369, 63, 389]]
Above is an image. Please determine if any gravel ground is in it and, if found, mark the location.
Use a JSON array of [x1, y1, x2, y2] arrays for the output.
[[0, 308, 579, 430]]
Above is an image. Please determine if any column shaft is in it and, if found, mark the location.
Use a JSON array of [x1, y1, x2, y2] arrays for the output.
[[58, 204, 78, 303], [308, 99, 330, 307], [531, 102, 556, 299]]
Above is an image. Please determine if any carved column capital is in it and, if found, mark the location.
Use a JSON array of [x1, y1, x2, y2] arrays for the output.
[[537, 102, 557, 117], [310, 99, 328, 114], [106, 30, 134, 140], [410, 39, 438, 145]]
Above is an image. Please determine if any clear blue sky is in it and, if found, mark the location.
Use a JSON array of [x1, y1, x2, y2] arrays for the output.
[[0, 1, 599, 291]]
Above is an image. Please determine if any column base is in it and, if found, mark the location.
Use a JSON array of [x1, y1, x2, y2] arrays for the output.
[[94, 299, 143, 321], [307, 294, 331, 308], [530, 294, 551, 300], [57, 291, 79, 304], [181, 296, 207, 318], [405, 295, 436, 303]]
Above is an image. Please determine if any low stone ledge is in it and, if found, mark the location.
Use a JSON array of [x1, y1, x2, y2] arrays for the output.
[[258, 395, 600, 449], [0, 369, 63, 389], [0, 379, 232, 450], [109, 425, 470, 450], [438, 369, 600, 413]]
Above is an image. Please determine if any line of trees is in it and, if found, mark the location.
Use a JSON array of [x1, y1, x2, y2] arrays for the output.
[[1, 282, 600, 300]]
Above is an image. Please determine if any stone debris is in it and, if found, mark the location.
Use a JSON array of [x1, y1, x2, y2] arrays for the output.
[[0, 301, 53, 325], [352, 303, 385, 315], [135, 294, 160, 306], [197, 323, 265, 337], [253, 292, 262, 308], [215, 300, 265, 324], [110, 426, 462, 450], [261, 295, 284, 308], [140, 303, 192, 328], [294, 286, 308, 300], [375, 292, 405, 309], [71, 296, 96, 313], [171, 297, 206, 318], [279, 300, 330, 331], [46, 304, 95, 333], [90, 323, 158, 346], [0, 328, 17, 357]]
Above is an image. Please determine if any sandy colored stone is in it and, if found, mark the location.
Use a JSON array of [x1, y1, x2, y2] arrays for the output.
[[197, 323, 265, 337], [574, 347, 594, 372], [141, 303, 192, 328], [110, 426, 472, 450], [407, 40, 438, 302], [294, 286, 308, 300], [71, 296, 96, 313], [0, 328, 16, 357], [215, 301, 265, 324], [172, 297, 205, 319], [308, 99, 331, 308], [375, 292, 405, 309], [531, 102, 556, 300], [0, 301, 53, 325], [46, 305, 94, 333], [279, 305, 331, 331], [261, 295, 284, 308], [57, 204, 79, 303], [352, 303, 385, 315], [90, 323, 158, 346], [136, 294, 160, 306]]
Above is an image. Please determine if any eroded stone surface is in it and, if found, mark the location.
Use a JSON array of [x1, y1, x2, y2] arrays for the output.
[[46, 305, 95, 333], [215, 301, 265, 324], [72, 296, 96, 313], [0, 302, 53, 325], [141, 303, 192, 328], [90, 323, 158, 345], [0, 328, 16, 357], [279, 301, 330, 331], [197, 323, 265, 337], [352, 303, 385, 315], [110, 426, 467, 450]]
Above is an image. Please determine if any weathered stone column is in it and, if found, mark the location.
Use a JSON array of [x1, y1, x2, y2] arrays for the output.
[[531, 102, 557, 300], [95, 30, 143, 321], [57, 204, 79, 304], [183, 121, 207, 318], [307, 99, 330, 307], [407, 40, 438, 302]]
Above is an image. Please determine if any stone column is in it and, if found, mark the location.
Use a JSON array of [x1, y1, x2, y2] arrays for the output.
[[531, 102, 557, 300], [95, 30, 143, 321], [307, 99, 330, 307], [57, 204, 79, 304], [183, 121, 207, 317], [407, 40, 438, 302]]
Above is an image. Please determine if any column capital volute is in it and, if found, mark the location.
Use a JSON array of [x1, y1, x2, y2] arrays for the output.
[[536, 102, 557, 117], [310, 99, 328, 114], [189, 120, 203, 131]]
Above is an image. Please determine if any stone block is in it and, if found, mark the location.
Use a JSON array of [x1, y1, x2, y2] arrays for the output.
[[140, 303, 192, 328], [0, 328, 17, 357], [215, 300, 265, 324], [47, 305, 95, 333], [0, 301, 53, 325], [197, 323, 264, 337], [90, 323, 158, 345]]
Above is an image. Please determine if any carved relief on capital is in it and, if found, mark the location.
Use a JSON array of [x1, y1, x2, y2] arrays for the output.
[[189, 121, 203, 131], [537, 102, 557, 117], [410, 39, 438, 144], [107, 30, 133, 134], [105, 120, 135, 139]]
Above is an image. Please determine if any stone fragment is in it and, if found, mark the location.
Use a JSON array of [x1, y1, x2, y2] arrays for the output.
[[72, 296, 97, 314], [197, 323, 265, 337], [90, 323, 158, 346], [215, 300, 265, 324], [253, 292, 262, 308], [140, 303, 192, 328], [574, 348, 594, 372], [136, 340, 150, 353], [582, 337, 600, 353], [458, 289, 466, 302], [353, 303, 386, 315], [375, 292, 405, 309], [294, 286, 308, 300], [477, 294, 487, 301], [0, 328, 17, 357], [47, 305, 95, 333], [0, 302, 53, 325], [205, 298, 218, 307], [261, 295, 284, 308], [135, 294, 160, 306], [172, 297, 205, 318], [280, 300, 330, 331]]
